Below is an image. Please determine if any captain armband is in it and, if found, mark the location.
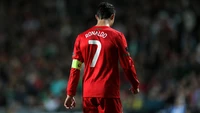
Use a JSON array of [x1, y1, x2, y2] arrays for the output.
[[71, 59, 82, 70]]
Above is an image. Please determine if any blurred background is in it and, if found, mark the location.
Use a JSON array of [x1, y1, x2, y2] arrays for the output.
[[0, 0, 200, 113]]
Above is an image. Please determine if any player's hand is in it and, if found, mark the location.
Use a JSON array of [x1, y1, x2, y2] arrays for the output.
[[64, 95, 76, 109], [129, 87, 140, 94]]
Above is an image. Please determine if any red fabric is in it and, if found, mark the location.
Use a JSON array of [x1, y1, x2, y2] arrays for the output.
[[83, 97, 122, 113], [67, 26, 139, 97], [67, 68, 81, 96]]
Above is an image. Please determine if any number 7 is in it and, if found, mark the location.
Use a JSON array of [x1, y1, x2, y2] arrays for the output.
[[88, 40, 101, 67]]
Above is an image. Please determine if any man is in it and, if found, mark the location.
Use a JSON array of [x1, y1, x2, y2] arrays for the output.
[[64, 2, 140, 113]]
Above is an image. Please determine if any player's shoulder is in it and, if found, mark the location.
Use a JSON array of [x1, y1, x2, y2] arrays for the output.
[[77, 26, 124, 39], [100, 27, 125, 38], [109, 27, 124, 36], [105, 27, 125, 40]]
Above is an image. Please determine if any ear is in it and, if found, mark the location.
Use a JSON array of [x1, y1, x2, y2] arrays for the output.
[[110, 14, 115, 20], [95, 15, 99, 20]]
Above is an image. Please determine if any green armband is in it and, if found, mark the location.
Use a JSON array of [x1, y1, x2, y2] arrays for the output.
[[71, 59, 82, 70]]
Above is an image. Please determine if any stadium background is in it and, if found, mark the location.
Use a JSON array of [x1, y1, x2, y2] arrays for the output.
[[0, 0, 200, 113]]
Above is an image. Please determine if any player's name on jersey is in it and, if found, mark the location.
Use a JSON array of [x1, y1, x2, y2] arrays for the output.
[[85, 31, 107, 38]]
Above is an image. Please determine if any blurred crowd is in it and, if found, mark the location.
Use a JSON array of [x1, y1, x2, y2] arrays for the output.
[[0, 0, 200, 113]]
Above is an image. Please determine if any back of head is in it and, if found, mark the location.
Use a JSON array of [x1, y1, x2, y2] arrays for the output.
[[96, 2, 116, 19]]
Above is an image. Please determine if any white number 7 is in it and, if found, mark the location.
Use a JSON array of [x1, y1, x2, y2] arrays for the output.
[[88, 40, 101, 67]]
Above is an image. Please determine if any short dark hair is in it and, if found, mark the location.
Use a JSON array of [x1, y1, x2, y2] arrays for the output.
[[96, 2, 116, 19]]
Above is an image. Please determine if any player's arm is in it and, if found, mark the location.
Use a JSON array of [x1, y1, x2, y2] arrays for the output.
[[117, 33, 140, 93], [66, 35, 83, 96]]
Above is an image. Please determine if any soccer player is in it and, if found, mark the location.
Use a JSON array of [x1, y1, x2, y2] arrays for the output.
[[64, 2, 140, 113]]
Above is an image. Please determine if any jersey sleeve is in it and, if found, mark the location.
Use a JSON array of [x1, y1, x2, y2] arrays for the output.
[[117, 33, 140, 90], [66, 35, 83, 96]]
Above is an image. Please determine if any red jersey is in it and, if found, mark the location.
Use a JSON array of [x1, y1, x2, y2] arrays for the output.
[[67, 26, 139, 98]]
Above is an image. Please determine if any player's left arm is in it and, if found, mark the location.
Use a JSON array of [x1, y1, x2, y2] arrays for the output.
[[66, 35, 84, 96], [117, 33, 140, 93]]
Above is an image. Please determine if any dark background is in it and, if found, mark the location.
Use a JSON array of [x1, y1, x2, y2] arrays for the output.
[[0, 0, 200, 113]]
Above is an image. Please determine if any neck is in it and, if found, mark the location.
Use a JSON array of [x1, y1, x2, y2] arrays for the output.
[[96, 19, 110, 27]]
